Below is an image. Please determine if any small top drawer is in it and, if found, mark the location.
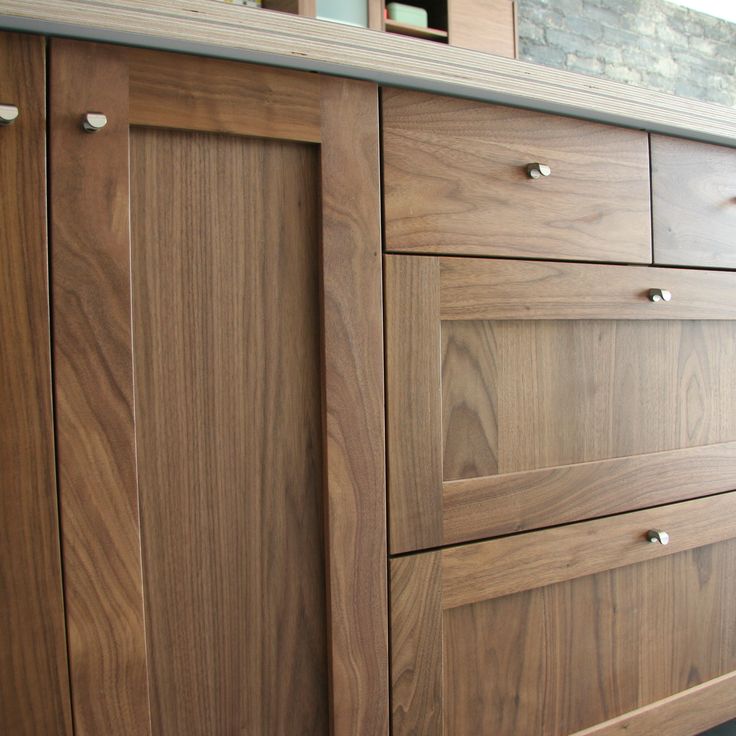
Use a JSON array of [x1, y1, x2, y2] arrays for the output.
[[652, 134, 736, 269], [382, 88, 652, 264]]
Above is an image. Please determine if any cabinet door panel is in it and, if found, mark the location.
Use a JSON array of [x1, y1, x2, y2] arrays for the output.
[[0, 31, 72, 735], [386, 256, 736, 552], [130, 127, 327, 734], [51, 40, 388, 736], [383, 89, 651, 263], [652, 134, 736, 269], [391, 493, 736, 736]]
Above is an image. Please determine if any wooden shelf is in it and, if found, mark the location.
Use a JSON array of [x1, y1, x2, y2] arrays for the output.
[[384, 18, 447, 40]]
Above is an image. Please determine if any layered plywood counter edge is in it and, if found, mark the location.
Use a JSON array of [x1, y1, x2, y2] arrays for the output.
[[1, 0, 736, 147]]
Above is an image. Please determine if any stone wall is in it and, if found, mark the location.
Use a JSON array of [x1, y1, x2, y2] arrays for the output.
[[516, 0, 736, 107]]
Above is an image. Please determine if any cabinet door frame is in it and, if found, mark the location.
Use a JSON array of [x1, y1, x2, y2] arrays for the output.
[[391, 492, 736, 735], [50, 39, 388, 736], [386, 255, 736, 553], [0, 31, 73, 735]]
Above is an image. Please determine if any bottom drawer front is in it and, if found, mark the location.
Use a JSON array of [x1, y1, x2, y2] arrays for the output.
[[391, 493, 736, 736]]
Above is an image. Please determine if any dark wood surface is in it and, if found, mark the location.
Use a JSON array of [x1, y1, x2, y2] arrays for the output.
[[391, 552, 443, 736], [49, 39, 151, 735], [652, 134, 736, 269], [0, 31, 73, 736], [443, 442, 736, 544], [392, 494, 736, 735], [126, 46, 322, 142], [131, 128, 328, 734], [386, 254, 736, 551], [440, 257, 736, 321], [385, 256, 444, 554], [443, 318, 736, 475], [383, 89, 651, 263], [441, 492, 736, 608], [443, 538, 736, 734], [320, 77, 389, 736], [573, 674, 736, 735]]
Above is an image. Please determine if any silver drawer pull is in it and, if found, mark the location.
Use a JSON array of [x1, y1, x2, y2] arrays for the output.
[[0, 103, 19, 125], [648, 288, 672, 303], [526, 162, 551, 179], [82, 112, 108, 132], [646, 529, 670, 545]]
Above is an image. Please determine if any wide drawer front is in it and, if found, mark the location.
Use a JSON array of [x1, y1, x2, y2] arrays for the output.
[[386, 257, 736, 553], [391, 492, 736, 736], [382, 88, 652, 263], [652, 134, 736, 269]]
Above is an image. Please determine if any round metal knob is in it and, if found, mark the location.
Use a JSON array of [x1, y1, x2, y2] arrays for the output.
[[0, 103, 19, 126], [526, 162, 552, 179], [646, 529, 670, 545], [82, 112, 108, 132], [648, 288, 672, 303]]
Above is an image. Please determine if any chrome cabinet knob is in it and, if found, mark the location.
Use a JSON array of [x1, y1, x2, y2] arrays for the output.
[[0, 103, 19, 125], [526, 162, 552, 179], [647, 529, 670, 545], [648, 288, 672, 303], [82, 112, 108, 132]]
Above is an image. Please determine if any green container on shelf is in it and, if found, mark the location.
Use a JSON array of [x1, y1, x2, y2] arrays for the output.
[[316, 0, 368, 27], [386, 2, 429, 27]]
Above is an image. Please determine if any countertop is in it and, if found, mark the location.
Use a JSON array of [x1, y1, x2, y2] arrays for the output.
[[1, 0, 735, 146]]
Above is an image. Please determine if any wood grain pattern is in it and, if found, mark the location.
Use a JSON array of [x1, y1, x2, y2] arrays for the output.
[[570, 671, 736, 736], [320, 77, 389, 736], [440, 257, 736, 321], [385, 256, 444, 554], [127, 46, 321, 143], [130, 128, 327, 735], [443, 319, 736, 477], [449, 0, 516, 57], [49, 39, 151, 735], [391, 495, 736, 735], [443, 442, 736, 544], [386, 254, 736, 550], [443, 539, 736, 735], [652, 134, 736, 269], [7, 0, 736, 149], [440, 492, 736, 609], [0, 31, 73, 736], [391, 552, 443, 736], [383, 89, 651, 262]]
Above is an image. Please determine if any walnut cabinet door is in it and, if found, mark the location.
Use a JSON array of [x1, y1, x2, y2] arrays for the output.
[[0, 31, 72, 736], [391, 492, 736, 736], [386, 256, 736, 553], [49, 40, 388, 736]]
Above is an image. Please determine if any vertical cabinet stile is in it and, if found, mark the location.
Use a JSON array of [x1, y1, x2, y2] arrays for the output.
[[0, 31, 73, 736]]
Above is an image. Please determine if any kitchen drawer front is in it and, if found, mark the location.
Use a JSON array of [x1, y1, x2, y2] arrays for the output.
[[385, 256, 736, 553], [652, 134, 736, 269], [382, 88, 651, 263], [391, 493, 736, 736]]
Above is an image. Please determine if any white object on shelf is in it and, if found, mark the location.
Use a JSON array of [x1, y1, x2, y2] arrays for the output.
[[316, 0, 367, 27]]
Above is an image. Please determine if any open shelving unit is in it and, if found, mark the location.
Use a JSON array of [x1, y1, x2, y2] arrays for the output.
[[261, 0, 516, 57]]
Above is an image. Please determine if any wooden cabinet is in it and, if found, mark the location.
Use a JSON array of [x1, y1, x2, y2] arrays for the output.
[[652, 134, 736, 269], [0, 31, 72, 736], [4, 24, 736, 736], [386, 255, 736, 553], [48, 40, 387, 736], [383, 89, 652, 263], [391, 493, 736, 736]]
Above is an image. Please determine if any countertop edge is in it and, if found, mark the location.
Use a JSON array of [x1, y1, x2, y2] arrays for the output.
[[1, 0, 735, 147]]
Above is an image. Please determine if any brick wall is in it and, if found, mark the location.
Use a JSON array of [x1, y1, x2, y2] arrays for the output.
[[517, 0, 736, 107]]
